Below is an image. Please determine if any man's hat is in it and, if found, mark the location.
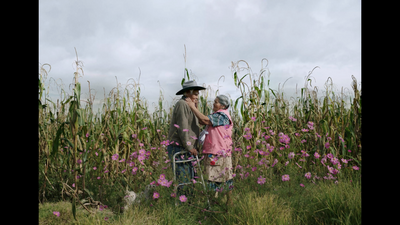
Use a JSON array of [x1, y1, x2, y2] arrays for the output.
[[176, 80, 206, 95]]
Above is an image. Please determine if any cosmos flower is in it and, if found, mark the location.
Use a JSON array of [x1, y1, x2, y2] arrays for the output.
[[112, 154, 119, 161], [153, 192, 160, 199], [282, 174, 290, 181], [325, 142, 330, 149], [257, 176, 266, 185], [179, 195, 187, 202]]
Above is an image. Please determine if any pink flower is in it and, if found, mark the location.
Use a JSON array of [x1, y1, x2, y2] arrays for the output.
[[251, 117, 256, 122], [288, 152, 295, 159], [252, 167, 257, 172], [271, 158, 278, 167], [314, 152, 320, 159], [112, 154, 119, 160], [104, 217, 108, 221], [282, 174, 290, 181], [86, 133, 89, 138], [330, 157, 339, 165], [183, 129, 189, 132], [93, 167, 97, 170], [300, 183, 304, 187], [174, 124, 180, 128], [187, 141, 191, 146], [341, 158, 348, 164], [307, 121, 314, 130], [171, 193, 176, 198], [166, 180, 173, 188], [97, 177, 101, 179], [301, 128, 309, 132], [325, 142, 330, 149], [305, 172, 311, 179], [352, 166, 359, 170], [77, 159, 82, 164], [72, 183, 75, 187], [285, 161, 289, 166], [179, 195, 187, 202], [257, 176, 266, 185], [95, 152, 98, 156], [53, 211, 60, 217], [153, 192, 160, 199]]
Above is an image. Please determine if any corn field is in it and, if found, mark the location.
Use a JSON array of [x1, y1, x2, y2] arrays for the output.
[[38, 54, 361, 222]]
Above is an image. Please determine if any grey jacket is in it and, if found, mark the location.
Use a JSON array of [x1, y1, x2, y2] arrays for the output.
[[168, 97, 200, 151]]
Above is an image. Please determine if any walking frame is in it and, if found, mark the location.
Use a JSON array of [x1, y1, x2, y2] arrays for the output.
[[172, 150, 211, 209]]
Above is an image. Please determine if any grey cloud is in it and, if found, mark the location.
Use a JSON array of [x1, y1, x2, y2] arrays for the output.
[[39, 0, 361, 114]]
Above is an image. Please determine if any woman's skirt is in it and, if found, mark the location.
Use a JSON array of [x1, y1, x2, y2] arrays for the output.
[[204, 154, 234, 191]]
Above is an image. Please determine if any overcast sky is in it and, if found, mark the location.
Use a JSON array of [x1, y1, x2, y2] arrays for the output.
[[39, 0, 361, 114]]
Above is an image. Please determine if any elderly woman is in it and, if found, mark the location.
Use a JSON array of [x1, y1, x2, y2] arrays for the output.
[[185, 94, 234, 206]]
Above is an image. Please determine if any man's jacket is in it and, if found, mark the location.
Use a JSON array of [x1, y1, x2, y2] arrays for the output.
[[167, 97, 200, 152]]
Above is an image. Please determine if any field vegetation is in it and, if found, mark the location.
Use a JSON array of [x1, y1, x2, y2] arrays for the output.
[[38, 53, 361, 224]]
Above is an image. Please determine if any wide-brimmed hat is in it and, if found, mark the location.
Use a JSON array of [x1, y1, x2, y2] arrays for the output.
[[176, 80, 206, 95]]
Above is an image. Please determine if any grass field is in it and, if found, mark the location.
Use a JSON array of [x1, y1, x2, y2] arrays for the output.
[[38, 57, 361, 224]]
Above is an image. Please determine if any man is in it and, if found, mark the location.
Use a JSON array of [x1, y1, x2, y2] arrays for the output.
[[167, 80, 206, 197]]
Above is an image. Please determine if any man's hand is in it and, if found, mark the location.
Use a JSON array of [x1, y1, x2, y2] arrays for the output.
[[189, 148, 198, 156]]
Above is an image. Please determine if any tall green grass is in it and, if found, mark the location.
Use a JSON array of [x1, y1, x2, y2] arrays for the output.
[[38, 53, 361, 224]]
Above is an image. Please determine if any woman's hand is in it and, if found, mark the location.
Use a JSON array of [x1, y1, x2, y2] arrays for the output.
[[185, 97, 196, 108]]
